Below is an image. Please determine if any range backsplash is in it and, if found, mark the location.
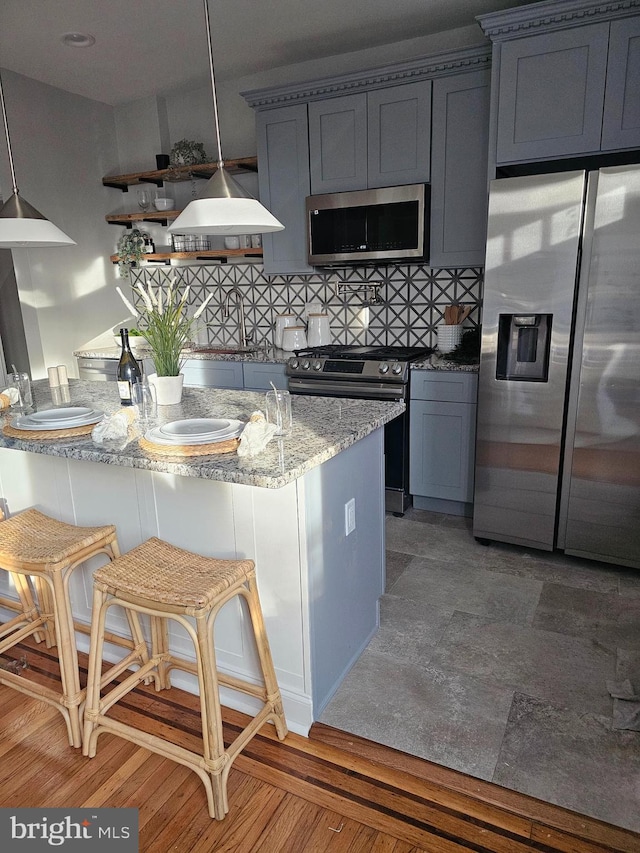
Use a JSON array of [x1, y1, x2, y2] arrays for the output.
[[130, 262, 483, 349]]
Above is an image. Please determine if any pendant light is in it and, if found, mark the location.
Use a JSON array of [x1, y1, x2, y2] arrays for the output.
[[0, 67, 75, 247], [168, 0, 284, 236]]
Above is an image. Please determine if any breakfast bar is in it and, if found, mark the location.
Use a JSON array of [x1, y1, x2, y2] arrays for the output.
[[0, 380, 403, 734]]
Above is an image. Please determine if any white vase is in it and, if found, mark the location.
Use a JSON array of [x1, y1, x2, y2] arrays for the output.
[[148, 373, 184, 406]]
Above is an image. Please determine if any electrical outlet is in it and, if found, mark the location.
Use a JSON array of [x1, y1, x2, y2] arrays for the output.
[[345, 498, 356, 535]]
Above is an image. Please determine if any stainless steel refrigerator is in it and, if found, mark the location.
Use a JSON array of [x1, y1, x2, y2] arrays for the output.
[[473, 165, 640, 570]]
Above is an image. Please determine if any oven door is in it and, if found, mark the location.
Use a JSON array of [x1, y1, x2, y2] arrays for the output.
[[288, 376, 411, 515]]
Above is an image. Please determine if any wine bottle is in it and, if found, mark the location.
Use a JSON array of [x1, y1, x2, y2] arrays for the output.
[[117, 328, 142, 406]]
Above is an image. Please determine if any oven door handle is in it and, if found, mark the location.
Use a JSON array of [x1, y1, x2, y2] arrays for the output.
[[288, 377, 406, 399]]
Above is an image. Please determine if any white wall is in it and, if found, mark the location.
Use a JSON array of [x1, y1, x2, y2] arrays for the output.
[[0, 70, 122, 379]]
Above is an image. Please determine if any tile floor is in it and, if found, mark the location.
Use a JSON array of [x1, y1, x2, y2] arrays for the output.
[[320, 508, 640, 833]]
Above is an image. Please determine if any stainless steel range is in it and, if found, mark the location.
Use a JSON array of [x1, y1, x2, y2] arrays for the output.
[[287, 344, 434, 514]]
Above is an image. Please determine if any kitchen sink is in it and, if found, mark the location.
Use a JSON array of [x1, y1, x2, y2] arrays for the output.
[[191, 346, 262, 355]]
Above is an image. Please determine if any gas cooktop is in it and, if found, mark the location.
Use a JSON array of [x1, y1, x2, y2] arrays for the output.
[[293, 344, 434, 362]]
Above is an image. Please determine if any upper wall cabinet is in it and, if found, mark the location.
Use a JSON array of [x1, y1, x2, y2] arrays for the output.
[[308, 81, 431, 194], [255, 103, 315, 275], [430, 68, 491, 268], [478, 0, 640, 164]]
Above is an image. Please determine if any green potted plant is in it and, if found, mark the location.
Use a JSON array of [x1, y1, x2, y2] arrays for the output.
[[169, 139, 208, 166], [116, 229, 146, 278], [116, 275, 213, 404]]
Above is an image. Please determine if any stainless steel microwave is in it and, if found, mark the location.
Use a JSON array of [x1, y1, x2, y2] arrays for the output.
[[306, 184, 428, 266]]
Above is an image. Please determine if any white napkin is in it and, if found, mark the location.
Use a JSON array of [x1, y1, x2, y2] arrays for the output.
[[237, 411, 278, 458], [0, 387, 20, 409], [91, 408, 138, 444]]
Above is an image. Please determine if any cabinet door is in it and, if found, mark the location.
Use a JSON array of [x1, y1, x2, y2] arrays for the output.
[[309, 94, 367, 193], [256, 104, 315, 275], [181, 360, 243, 389], [602, 16, 640, 151], [496, 23, 609, 163], [242, 362, 287, 391], [367, 81, 431, 188], [430, 69, 490, 268], [409, 399, 476, 503]]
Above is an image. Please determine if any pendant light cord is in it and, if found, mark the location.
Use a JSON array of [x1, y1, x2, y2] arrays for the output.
[[203, 0, 224, 169], [0, 69, 19, 195]]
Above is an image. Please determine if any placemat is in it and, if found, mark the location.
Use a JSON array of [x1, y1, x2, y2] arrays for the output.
[[0, 394, 11, 410], [3, 422, 96, 440], [138, 436, 240, 457]]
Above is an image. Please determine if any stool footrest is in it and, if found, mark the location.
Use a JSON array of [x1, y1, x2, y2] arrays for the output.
[[98, 658, 159, 715], [0, 615, 49, 652]]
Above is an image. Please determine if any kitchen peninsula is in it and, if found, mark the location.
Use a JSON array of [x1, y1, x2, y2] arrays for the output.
[[0, 380, 402, 734]]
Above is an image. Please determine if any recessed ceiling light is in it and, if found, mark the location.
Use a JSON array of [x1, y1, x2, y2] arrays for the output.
[[61, 32, 96, 48]]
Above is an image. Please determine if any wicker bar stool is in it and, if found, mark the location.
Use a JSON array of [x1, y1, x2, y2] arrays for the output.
[[0, 508, 120, 748], [82, 536, 288, 820]]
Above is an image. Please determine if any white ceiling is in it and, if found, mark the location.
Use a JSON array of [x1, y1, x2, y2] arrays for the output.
[[0, 0, 542, 105]]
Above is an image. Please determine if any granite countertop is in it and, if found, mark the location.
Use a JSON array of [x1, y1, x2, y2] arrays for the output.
[[74, 345, 291, 364], [0, 380, 403, 489], [412, 354, 479, 372]]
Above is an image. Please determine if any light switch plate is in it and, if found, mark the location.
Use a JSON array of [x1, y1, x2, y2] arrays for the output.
[[345, 498, 356, 535]]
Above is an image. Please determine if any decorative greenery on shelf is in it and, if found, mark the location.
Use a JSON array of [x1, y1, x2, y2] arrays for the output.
[[116, 275, 213, 376], [116, 229, 146, 278], [169, 139, 208, 166]]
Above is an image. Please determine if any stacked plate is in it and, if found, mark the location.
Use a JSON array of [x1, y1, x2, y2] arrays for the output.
[[145, 418, 244, 446], [13, 406, 104, 431]]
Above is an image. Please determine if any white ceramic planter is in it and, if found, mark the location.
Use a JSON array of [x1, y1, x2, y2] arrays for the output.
[[148, 373, 184, 406]]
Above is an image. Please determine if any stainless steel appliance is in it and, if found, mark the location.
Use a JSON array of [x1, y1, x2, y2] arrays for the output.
[[287, 344, 433, 514], [306, 184, 428, 266], [474, 165, 640, 569]]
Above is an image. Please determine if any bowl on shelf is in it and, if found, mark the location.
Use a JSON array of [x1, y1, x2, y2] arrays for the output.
[[153, 197, 173, 211], [113, 334, 148, 350]]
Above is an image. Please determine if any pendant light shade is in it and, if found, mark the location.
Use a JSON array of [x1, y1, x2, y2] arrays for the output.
[[0, 68, 76, 247], [168, 167, 284, 235], [167, 0, 284, 237]]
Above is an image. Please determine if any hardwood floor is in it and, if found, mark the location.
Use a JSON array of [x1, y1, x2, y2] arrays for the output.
[[1, 637, 638, 853]]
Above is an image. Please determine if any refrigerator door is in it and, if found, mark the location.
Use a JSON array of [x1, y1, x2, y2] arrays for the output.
[[473, 171, 586, 550], [558, 165, 640, 569]]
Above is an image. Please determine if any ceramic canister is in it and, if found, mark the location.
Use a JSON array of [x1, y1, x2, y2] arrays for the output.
[[307, 313, 331, 347], [281, 325, 308, 352], [275, 314, 298, 349]]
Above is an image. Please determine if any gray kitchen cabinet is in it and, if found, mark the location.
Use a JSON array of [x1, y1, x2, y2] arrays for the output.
[[410, 371, 477, 514], [602, 16, 640, 150], [181, 359, 243, 389], [308, 81, 431, 194], [256, 103, 315, 275], [430, 68, 490, 268], [479, 2, 640, 164], [242, 362, 287, 391]]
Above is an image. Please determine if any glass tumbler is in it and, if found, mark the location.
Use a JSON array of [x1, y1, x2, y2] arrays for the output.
[[9, 372, 32, 411], [265, 389, 292, 437], [132, 380, 157, 425]]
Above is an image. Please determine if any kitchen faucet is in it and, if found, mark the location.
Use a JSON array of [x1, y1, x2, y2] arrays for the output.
[[222, 287, 252, 348]]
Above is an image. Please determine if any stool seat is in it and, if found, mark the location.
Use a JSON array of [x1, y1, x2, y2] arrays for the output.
[[93, 537, 253, 610], [0, 508, 119, 748], [0, 509, 116, 568], [83, 536, 288, 820]]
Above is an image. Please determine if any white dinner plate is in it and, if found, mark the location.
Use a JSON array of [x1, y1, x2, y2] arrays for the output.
[[14, 410, 104, 431], [159, 418, 232, 439], [145, 422, 243, 446], [28, 407, 94, 423]]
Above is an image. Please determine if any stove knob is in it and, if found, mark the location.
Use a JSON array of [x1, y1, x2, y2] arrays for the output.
[[391, 363, 403, 375], [378, 362, 390, 374], [302, 360, 311, 370], [313, 360, 322, 371], [289, 358, 299, 369]]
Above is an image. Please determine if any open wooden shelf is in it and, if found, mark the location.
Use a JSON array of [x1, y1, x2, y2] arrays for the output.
[[102, 156, 258, 191], [106, 211, 180, 227], [110, 247, 263, 264]]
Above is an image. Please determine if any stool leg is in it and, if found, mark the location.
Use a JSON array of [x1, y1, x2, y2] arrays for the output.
[[150, 616, 172, 690], [83, 584, 111, 757], [11, 572, 48, 645], [195, 611, 228, 819], [49, 570, 83, 748], [244, 574, 288, 740]]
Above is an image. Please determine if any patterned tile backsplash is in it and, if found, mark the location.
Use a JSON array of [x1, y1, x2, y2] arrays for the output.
[[130, 262, 483, 349]]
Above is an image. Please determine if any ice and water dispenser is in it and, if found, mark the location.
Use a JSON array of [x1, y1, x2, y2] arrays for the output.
[[496, 314, 552, 382]]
